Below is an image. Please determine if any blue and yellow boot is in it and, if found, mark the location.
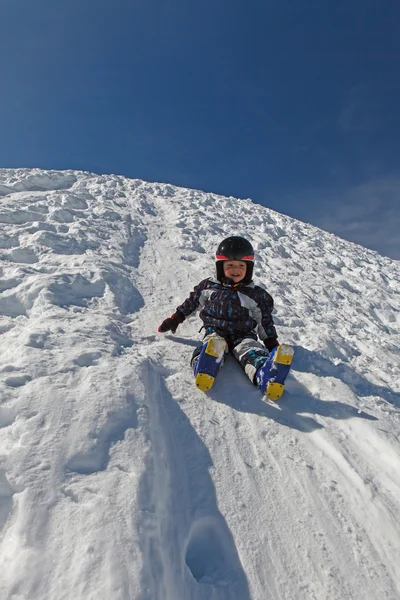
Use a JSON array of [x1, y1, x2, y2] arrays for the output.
[[193, 336, 227, 392], [255, 344, 294, 401]]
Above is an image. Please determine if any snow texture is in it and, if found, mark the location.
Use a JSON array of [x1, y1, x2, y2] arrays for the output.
[[0, 168, 399, 600]]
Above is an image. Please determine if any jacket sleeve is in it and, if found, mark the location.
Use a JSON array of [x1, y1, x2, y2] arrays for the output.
[[258, 291, 278, 340], [175, 279, 209, 319]]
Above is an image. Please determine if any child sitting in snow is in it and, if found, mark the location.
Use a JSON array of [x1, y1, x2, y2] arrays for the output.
[[158, 236, 289, 396]]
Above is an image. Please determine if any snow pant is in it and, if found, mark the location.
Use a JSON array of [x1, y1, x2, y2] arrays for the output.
[[191, 333, 269, 385]]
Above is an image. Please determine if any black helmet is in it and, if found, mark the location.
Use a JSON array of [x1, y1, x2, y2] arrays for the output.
[[215, 236, 255, 283]]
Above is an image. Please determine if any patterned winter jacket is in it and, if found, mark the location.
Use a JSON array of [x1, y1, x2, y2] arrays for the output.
[[175, 277, 277, 348]]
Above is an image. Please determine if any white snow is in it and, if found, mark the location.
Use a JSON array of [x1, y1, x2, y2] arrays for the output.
[[0, 168, 399, 600]]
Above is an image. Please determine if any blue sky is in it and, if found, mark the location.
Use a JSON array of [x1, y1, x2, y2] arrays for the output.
[[1, 0, 399, 258]]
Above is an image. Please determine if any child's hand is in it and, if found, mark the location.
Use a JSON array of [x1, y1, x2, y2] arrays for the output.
[[263, 337, 279, 351], [158, 312, 184, 334]]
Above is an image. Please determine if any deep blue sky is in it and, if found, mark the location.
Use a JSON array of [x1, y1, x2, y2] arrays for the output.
[[1, 0, 399, 258]]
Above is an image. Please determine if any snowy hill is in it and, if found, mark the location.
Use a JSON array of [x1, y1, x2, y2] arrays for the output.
[[0, 168, 399, 600]]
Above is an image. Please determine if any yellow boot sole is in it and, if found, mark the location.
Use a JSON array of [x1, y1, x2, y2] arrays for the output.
[[195, 373, 215, 391], [266, 382, 285, 401], [273, 344, 294, 365], [195, 337, 227, 392], [265, 344, 294, 401], [204, 336, 227, 358]]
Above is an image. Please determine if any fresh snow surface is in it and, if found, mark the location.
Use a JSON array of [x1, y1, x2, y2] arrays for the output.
[[0, 168, 400, 600]]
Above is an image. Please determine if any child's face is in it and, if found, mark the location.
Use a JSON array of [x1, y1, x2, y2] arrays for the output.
[[223, 260, 247, 283]]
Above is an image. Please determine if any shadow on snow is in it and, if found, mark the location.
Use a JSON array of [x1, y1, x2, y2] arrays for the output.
[[136, 359, 251, 600], [210, 356, 377, 434], [293, 346, 400, 409]]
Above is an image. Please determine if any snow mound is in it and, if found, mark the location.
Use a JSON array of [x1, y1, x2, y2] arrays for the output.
[[0, 168, 399, 600]]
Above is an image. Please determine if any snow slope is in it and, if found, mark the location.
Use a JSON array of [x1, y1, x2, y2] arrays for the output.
[[0, 168, 399, 600]]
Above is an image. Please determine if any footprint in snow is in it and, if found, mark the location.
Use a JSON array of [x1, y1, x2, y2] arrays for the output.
[[73, 352, 102, 367], [4, 374, 32, 388], [0, 407, 17, 428], [185, 516, 240, 586], [0, 469, 16, 532]]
